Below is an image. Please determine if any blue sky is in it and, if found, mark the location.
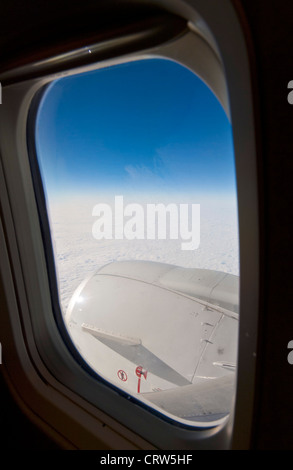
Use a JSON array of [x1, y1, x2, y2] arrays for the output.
[[36, 58, 236, 203]]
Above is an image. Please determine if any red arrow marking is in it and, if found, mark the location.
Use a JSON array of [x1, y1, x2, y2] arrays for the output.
[[135, 366, 147, 393]]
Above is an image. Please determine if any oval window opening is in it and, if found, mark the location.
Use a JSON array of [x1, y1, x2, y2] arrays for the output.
[[35, 58, 239, 427]]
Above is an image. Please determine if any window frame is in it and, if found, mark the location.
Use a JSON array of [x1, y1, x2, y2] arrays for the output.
[[0, 0, 259, 450]]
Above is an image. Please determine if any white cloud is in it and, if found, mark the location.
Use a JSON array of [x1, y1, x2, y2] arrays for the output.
[[48, 198, 239, 315]]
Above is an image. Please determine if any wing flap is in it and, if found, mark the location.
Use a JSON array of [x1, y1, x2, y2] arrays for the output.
[[141, 374, 235, 423]]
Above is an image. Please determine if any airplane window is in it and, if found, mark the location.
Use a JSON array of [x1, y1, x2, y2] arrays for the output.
[[35, 58, 239, 427]]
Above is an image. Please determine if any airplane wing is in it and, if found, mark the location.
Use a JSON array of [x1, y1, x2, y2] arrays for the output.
[[140, 374, 235, 423], [81, 323, 191, 386], [66, 260, 239, 426]]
